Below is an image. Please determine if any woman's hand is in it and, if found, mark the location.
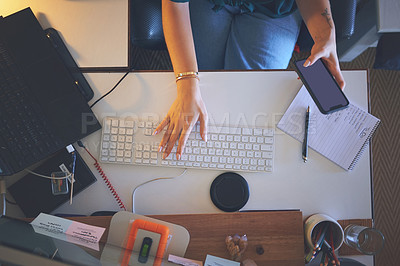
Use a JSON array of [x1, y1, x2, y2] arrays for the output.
[[296, 0, 345, 89], [304, 37, 346, 89], [153, 78, 208, 160]]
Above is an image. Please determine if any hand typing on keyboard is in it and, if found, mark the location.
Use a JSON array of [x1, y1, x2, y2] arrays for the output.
[[100, 117, 275, 172], [153, 78, 208, 160]]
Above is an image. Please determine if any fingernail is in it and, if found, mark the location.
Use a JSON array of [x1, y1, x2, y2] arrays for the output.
[[158, 146, 163, 152], [303, 60, 310, 67], [152, 130, 158, 136], [204, 134, 208, 142], [162, 153, 166, 160], [177, 153, 181, 160]]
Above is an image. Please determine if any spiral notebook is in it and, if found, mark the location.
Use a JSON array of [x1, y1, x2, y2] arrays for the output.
[[277, 86, 380, 170]]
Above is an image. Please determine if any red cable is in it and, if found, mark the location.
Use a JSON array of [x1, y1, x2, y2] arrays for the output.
[[83, 146, 126, 211]]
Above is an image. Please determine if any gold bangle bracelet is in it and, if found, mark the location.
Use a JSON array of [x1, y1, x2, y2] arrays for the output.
[[175, 71, 199, 79], [176, 75, 200, 83]]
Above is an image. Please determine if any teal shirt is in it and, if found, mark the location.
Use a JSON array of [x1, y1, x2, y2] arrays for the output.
[[170, 0, 297, 18]]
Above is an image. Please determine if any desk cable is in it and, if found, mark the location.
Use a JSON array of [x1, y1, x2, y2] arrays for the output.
[[131, 168, 187, 214], [90, 71, 130, 108], [77, 141, 127, 211]]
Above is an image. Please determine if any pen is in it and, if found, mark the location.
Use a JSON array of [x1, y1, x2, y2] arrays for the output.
[[302, 106, 310, 162]]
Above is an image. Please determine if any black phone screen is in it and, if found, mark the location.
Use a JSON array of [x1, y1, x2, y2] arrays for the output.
[[295, 59, 349, 114]]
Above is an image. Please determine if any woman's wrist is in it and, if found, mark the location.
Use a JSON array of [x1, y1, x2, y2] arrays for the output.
[[176, 76, 200, 94]]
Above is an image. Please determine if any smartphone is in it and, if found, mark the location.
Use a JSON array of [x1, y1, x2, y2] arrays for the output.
[[294, 59, 349, 114]]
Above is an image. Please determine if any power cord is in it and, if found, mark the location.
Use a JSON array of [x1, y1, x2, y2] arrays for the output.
[[131, 169, 188, 214], [89, 71, 130, 108], [25, 169, 71, 180]]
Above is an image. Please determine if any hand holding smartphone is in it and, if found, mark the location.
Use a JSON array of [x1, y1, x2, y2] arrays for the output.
[[294, 59, 349, 114]]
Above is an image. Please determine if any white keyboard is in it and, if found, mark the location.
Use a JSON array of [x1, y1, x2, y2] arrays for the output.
[[99, 117, 274, 172]]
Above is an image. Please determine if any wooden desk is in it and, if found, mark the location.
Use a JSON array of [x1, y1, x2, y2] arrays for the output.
[[24, 214, 372, 262], [63, 211, 305, 266]]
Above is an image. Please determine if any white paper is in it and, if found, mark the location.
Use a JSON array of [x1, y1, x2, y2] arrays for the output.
[[277, 86, 380, 170], [204, 255, 240, 266]]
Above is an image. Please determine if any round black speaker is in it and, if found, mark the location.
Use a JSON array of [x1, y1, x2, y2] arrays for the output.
[[210, 172, 249, 212]]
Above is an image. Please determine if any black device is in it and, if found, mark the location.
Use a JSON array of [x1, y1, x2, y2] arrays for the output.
[[294, 59, 349, 114], [44, 28, 94, 102], [0, 8, 101, 176], [210, 172, 249, 212], [138, 237, 153, 263], [8, 149, 97, 217]]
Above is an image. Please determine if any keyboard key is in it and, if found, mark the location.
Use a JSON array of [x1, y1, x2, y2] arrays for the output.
[[263, 129, 274, 137], [242, 128, 252, 135], [111, 119, 119, 127], [104, 120, 111, 133], [125, 120, 134, 128], [144, 144, 151, 151], [254, 128, 263, 136], [230, 127, 241, 135], [265, 137, 274, 144], [261, 144, 273, 151]]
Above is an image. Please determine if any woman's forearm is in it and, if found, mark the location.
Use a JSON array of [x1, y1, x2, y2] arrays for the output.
[[295, 0, 345, 88], [295, 0, 335, 44], [162, 0, 198, 75]]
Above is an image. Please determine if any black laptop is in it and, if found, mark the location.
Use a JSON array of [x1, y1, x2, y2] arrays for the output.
[[0, 8, 101, 176]]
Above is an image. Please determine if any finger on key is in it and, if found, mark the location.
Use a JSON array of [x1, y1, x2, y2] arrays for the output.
[[163, 125, 181, 159], [153, 116, 169, 136], [159, 122, 174, 153], [177, 123, 195, 160], [199, 112, 208, 142]]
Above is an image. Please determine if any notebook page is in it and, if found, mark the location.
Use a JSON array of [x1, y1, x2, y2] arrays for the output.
[[277, 86, 380, 170]]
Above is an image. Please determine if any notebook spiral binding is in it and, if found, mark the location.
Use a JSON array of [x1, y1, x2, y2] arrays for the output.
[[348, 120, 381, 170], [77, 141, 126, 210]]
